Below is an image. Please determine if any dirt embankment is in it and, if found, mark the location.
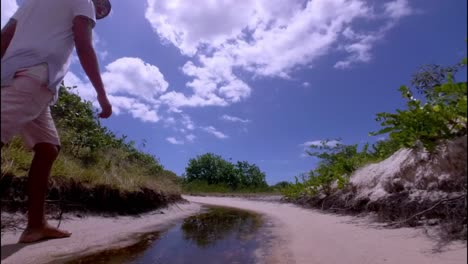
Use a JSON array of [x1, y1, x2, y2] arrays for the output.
[[0, 174, 182, 216], [288, 136, 467, 241]]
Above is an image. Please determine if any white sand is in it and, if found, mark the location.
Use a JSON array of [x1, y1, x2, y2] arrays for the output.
[[1, 197, 466, 264], [186, 196, 467, 264], [1, 203, 202, 264]]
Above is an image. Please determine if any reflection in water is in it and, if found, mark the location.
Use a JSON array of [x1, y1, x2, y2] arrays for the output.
[[64, 233, 161, 264], [182, 206, 261, 248], [65, 206, 263, 264]]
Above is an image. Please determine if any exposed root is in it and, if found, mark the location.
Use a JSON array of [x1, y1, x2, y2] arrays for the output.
[[390, 195, 465, 227]]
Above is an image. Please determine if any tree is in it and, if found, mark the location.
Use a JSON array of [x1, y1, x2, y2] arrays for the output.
[[185, 154, 268, 190], [411, 63, 463, 99], [272, 181, 291, 191], [185, 153, 235, 186], [235, 161, 268, 188]]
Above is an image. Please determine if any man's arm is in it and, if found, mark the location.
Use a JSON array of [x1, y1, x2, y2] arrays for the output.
[[72, 16, 112, 118], [1, 19, 17, 59]]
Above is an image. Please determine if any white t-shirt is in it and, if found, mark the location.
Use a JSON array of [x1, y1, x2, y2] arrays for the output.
[[1, 0, 96, 101]]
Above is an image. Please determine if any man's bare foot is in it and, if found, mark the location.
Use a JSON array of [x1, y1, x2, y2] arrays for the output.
[[18, 224, 72, 243]]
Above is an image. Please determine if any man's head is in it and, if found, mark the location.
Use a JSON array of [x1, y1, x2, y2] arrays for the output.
[[92, 0, 112, 20]]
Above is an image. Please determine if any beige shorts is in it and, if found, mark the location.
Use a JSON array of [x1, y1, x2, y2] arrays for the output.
[[1, 64, 60, 150]]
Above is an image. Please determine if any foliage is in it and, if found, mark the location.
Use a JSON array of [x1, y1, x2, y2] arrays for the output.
[[234, 161, 269, 189], [2, 83, 179, 193], [51, 85, 164, 175], [411, 63, 464, 98], [371, 59, 467, 151], [271, 181, 292, 191], [281, 138, 405, 199], [283, 141, 378, 198], [283, 57, 467, 200], [369, 137, 403, 160], [184, 153, 268, 191], [185, 153, 236, 186], [182, 180, 231, 193]]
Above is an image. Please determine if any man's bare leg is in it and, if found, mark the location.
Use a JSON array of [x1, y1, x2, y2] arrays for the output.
[[18, 142, 71, 243]]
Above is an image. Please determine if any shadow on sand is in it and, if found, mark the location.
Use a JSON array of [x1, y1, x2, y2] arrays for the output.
[[1, 242, 29, 260]]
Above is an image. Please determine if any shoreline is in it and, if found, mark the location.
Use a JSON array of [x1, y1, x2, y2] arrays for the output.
[[186, 196, 467, 264], [1, 202, 203, 264], [2, 196, 466, 264]]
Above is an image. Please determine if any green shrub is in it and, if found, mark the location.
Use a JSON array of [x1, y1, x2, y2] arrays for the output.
[[2, 83, 176, 193], [184, 153, 268, 192], [283, 57, 467, 200], [371, 59, 467, 152]]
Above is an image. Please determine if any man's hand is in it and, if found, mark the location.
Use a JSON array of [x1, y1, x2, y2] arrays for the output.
[[73, 15, 111, 118], [97, 93, 112, 118]]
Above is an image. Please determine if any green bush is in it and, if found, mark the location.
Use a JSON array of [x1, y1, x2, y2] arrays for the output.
[[283, 57, 467, 200], [50, 85, 164, 174], [1, 83, 178, 192], [282, 142, 379, 199], [371, 59, 467, 151], [271, 181, 292, 191], [184, 153, 268, 192], [182, 180, 231, 193]]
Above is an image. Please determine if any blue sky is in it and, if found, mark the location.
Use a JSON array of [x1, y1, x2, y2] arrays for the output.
[[2, 0, 466, 184]]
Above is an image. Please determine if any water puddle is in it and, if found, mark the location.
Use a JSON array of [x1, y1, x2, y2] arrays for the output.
[[66, 206, 263, 264]]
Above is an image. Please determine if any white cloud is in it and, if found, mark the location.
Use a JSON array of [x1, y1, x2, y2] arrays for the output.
[[98, 50, 109, 61], [181, 114, 195, 130], [202, 126, 228, 139], [63, 72, 103, 112], [334, 33, 379, 69], [159, 90, 228, 110], [126, 101, 160, 122], [384, 0, 413, 19], [301, 140, 341, 148], [186, 134, 196, 142], [146, 0, 414, 107], [163, 116, 176, 126], [302, 82, 310, 87], [221, 115, 250, 123], [160, 113, 200, 139], [166, 137, 184, 145], [335, 0, 414, 69], [1, 0, 18, 28], [63, 57, 166, 123], [63, 72, 94, 99], [299, 139, 341, 158], [93, 31, 110, 61], [158, 56, 251, 110], [102, 57, 168, 103], [69, 31, 109, 66], [145, 0, 257, 56], [70, 50, 80, 65]]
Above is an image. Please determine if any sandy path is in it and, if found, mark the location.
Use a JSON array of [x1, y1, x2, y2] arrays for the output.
[[185, 195, 467, 264], [1, 203, 202, 264], [1, 196, 466, 264]]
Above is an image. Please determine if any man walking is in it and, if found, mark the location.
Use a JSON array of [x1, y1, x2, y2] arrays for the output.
[[1, 0, 112, 243]]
